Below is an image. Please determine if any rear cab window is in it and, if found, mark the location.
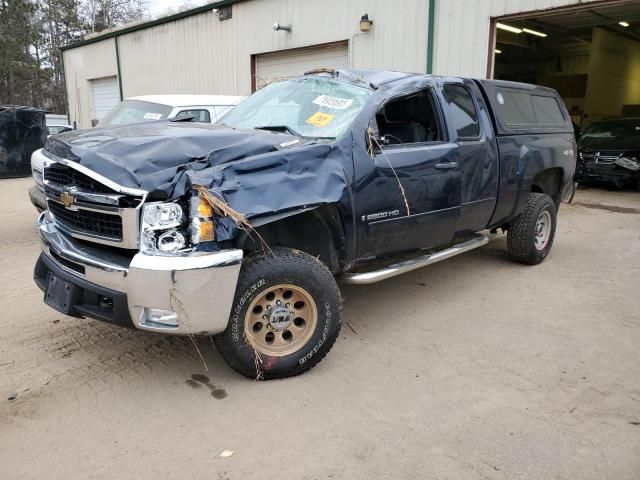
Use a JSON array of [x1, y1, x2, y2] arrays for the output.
[[478, 80, 573, 135]]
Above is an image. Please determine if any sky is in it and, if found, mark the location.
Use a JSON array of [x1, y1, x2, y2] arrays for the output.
[[147, 0, 211, 18]]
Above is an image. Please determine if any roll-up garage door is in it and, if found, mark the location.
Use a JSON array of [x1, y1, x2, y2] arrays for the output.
[[92, 76, 120, 120], [254, 42, 348, 90]]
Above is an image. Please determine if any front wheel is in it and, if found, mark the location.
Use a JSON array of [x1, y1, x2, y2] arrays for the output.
[[214, 247, 342, 380], [507, 193, 557, 265]]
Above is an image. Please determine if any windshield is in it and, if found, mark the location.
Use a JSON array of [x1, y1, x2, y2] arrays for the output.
[[100, 100, 172, 127], [221, 76, 372, 139], [581, 120, 640, 141]]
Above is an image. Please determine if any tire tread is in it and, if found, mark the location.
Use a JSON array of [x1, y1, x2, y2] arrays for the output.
[[214, 248, 342, 380], [507, 193, 556, 265]]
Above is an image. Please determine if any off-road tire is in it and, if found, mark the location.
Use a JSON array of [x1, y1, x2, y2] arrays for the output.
[[214, 247, 342, 380], [507, 193, 557, 265]]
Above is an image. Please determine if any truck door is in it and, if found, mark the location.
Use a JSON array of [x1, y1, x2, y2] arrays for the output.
[[441, 81, 499, 233], [354, 88, 461, 259]]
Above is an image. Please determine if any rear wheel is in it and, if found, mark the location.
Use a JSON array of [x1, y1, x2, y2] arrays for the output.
[[507, 193, 557, 265], [214, 247, 342, 380]]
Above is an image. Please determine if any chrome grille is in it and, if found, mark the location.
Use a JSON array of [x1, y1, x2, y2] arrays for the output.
[[48, 201, 123, 241], [40, 153, 146, 249], [581, 151, 619, 164], [44, 163, 115, 194]]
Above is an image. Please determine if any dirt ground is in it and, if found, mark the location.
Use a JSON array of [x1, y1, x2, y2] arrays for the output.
[[0, 177, 639, 480]]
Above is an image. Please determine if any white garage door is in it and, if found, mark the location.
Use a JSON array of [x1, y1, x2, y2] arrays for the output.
[[255, 42, 348, 90], [92, 76, 120, 121]]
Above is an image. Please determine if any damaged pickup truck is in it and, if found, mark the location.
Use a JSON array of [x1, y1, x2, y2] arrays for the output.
[[34, 69, 576, 379]]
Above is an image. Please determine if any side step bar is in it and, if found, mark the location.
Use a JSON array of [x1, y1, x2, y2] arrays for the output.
[[341, 235, 490, 285]]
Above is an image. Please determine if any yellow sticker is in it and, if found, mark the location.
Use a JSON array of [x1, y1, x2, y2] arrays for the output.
[[305, 111, 335, 128]]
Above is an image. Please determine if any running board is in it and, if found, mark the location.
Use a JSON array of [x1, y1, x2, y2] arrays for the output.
[[341, 235, 490, 285]]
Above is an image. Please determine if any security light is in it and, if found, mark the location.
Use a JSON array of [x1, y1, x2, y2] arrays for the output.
[[272, 22, 292, 32], [619, 21, 630, 27], [360, 14, 373, 32]]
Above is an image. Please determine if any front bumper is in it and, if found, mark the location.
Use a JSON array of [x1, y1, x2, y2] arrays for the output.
[[29, 185, 46, 212], [576, 162, 640, 185], [35, 211, 243, 335]]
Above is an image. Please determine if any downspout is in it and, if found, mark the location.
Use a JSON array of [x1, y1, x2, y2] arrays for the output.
[[60, 49, 72, 127], [115, 35, 124, 100], [426, 0, 436, 74]]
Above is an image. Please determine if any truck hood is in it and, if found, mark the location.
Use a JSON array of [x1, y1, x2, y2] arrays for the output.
[[44, 121, 303, 194], [43, 120, 353, 240]]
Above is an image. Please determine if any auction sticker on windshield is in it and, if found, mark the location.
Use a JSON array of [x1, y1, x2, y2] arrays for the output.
[[306, 112, 335, 128], [313, 95, 354, 110], [143, 112, 163, 120]]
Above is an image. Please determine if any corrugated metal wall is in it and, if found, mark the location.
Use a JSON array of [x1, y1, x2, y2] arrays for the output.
[[64, 0, 616, 128], [117, 0, 429, 97], [64, 39, 118, 128]]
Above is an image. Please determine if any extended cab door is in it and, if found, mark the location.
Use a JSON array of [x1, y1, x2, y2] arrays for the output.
[[440, 81, 499, 234], [354, 87, 461, 259]]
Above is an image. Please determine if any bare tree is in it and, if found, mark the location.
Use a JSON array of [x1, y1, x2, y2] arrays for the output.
[[82, 0, 147, 33]]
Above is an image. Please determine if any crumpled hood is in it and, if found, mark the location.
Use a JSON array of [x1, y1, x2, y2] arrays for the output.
[[44, 121, 301, 193], [43, 120, 354, 241]]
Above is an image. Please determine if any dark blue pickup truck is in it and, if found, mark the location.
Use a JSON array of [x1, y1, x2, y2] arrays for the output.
[[34, 69, 576, 379]]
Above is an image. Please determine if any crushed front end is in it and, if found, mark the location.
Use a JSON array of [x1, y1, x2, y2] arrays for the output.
[[576, 150, 640, 187], [33, 149, 243, 335]]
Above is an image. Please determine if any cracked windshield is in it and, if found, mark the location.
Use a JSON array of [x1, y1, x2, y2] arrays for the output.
[[221, 76, 371, 139]]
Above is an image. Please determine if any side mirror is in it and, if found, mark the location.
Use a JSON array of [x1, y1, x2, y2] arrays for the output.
[[91, 118, 99, 127], [366, 127, 389, 153]]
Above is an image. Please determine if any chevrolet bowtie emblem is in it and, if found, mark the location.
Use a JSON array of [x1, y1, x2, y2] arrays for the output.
[[59, 191, 75, 208]]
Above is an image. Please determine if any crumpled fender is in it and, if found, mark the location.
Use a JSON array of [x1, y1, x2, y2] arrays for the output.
[[180, 138, 353, 240]]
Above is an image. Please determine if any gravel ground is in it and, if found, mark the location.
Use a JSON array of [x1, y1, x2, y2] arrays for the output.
[[1, 177, 639, 480]]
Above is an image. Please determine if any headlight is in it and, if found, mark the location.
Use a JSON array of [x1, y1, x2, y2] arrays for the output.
[[140, 197, 216, 254], [157, 229, 186, 252], [142, 202, 184, 230], [615, 156, 640, 171], [141, 201, 187, 254]]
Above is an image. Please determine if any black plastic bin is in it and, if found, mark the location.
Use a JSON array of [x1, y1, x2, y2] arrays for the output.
[[0, 106, 47, 178]]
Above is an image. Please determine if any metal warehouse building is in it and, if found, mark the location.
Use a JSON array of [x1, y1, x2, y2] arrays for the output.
[[62, 0, 640, 129]]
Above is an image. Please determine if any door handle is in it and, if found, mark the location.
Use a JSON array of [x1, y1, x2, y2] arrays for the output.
[[434, 162, 458, 170]]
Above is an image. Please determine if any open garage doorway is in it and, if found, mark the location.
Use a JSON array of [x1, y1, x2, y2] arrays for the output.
[[489, 1, 640, 134]]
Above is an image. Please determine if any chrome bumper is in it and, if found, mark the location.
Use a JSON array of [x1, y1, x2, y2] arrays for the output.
[[38, 212, 243, 335]]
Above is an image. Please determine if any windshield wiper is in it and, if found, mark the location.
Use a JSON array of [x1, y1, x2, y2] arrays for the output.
[[254, 125, 304, 137], [253, 125, 335, 140], [170, 115, 198, 123]]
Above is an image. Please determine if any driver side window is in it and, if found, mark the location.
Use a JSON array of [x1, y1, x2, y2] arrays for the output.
[[374, 89, 443, 146]]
